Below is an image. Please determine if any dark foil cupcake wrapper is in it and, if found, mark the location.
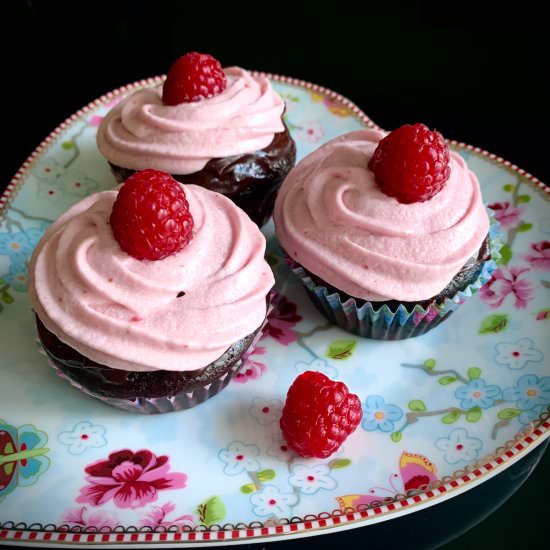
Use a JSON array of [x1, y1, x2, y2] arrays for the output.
[[47, 358, 243, 414], [38, 307, 271, 414], [290, 218, 502, 340]]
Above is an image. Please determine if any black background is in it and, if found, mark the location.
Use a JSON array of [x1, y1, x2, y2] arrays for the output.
[[2, 1, 549, 548]]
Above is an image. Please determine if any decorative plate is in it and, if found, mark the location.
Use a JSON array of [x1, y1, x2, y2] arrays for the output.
[[0, 75, 549, 547]]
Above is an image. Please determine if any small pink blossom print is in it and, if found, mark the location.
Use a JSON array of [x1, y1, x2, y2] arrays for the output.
[[88, 115, 104, 127], [139, 502, 194, 529], [76, 449, 187, 509], [297, 120, 324, 144], [524, 240, 550, 271], [262, 292, 302, 345], [480, 267, 534, 309], [234, 346, 267, 384], [61, 506, 119, 529], [488, 201, 524, 229]]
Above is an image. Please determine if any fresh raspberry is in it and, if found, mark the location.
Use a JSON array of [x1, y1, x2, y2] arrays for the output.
[[280, 371, 363, 459], [110, 169, 194, 261], [368, 123, 451, 203], [162, 52, 227, 105]]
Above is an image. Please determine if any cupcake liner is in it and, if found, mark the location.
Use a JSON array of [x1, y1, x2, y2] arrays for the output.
[[39, 311, 270, 414], [47, 358, 242, 414], [289, 217, 502, 340]]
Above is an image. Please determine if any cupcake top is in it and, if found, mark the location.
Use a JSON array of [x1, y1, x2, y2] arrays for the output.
[[96, 66, 286, 174], [273, 128, 490, 302], [29, 180, 274, 372]]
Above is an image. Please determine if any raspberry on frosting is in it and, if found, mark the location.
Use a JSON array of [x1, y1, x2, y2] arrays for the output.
[[162, 52, 227, 105], [368, 123, 451, 203], [110, 169, 194, 261]]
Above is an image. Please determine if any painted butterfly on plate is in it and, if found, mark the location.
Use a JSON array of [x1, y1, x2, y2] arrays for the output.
[[336, 452, 438, 511], [0, 419, 50, 501]]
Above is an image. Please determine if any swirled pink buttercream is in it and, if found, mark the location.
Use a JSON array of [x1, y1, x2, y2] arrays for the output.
[[29, 185, 274, 372], [274, 129, 490, 301], [96, 67, 285, 174]]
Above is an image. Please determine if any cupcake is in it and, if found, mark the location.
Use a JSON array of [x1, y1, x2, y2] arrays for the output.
[[97, 52, 296, 227], [273, 124, 498, 340], [28, 169, 274, 413]]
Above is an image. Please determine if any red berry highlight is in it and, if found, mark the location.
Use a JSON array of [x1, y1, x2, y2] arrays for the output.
[[162, 52, 227, 105], [280, 371, 363, 459], [110, 169, 194, 261], [368, 123, 451, 203]]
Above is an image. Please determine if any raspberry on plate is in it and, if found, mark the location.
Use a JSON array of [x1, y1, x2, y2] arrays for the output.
[[110, 169, 194, 261], [280, 371, 362, 459], [368, 123, 451, 203], [162, 51, 227, 105]]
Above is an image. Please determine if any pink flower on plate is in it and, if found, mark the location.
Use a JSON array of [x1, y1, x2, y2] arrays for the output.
[[487, 201, 524, 229], [61, 506, 119, 529], [297, 120, 324, 144], [76, 449, 187, 509], [262, 292, 302, 345], [234, 346, 267, 384], [524, 240, 550, 271], [139, 502, 194, 529], [88, 115, 104, 127], [480, 266, 534, 309]]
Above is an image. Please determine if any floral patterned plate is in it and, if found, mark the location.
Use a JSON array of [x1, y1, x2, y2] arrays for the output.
[[0, 75, 549, 547]]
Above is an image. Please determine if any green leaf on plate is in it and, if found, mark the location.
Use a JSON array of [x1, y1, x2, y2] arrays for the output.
[[329, 458, 351, 469], [467, 367, 482, 381], [240, 484, 256, 494], [326, 339, 357, 360], [196, 496, 226, 525], [517, 222, 533, 233], [2, 292, 14, 305], [256, 469, 276, 482], [497, 408, 521, 420], [423, 358, 436, 369], [502, 184, 515, 192], [61, 141, 74, 150], [466, 406, 482, 423], [390, 431, 403, 443], [497, 244, 512, 266], [441, 410, 461, 424], [408, 399, 427, 412], [439, 376, 457, 385], [479, 313, 508, 334], [517, 194, 531, 204]]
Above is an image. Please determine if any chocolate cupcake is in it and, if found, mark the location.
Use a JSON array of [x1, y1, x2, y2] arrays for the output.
[[97, 52, 296, 227], [28, 170, 274, 413], [273, 125, 499, 340]]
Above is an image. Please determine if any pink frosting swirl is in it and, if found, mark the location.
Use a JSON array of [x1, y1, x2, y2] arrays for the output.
[[274, 129, 490, 301], [96, 67, 285, 174], [29, 185, 274, 372]]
